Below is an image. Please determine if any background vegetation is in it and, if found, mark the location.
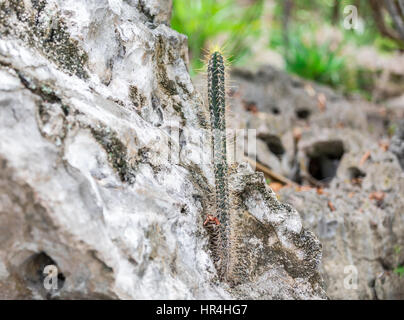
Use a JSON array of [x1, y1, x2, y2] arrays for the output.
[[171, 0, 264, 73], [171, 0, 404, 99]]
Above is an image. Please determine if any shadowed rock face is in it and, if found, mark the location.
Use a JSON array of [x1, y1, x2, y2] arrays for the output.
[[0, 1, 325, 299]]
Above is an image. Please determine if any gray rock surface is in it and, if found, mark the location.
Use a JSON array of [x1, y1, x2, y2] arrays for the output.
[[230, 66, 404, 299], [390, 120, 404, 170], [0, 0, 325, 299], [279, 131, 404, 299]]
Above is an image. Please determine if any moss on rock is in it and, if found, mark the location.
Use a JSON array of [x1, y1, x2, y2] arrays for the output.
[[91, 126, 136, 184], [0, 0, 88, 79]]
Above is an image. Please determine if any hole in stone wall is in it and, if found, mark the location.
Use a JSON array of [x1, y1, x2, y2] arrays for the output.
[[347, 167, 366, 180], [307, 140, 344, 183], [291, 78, 304, 88], [21, 251, 65, 298], [347, 166, 366, 186], [296, 108, 311, 119], [258, 134, 285, 157], [271, 107, 280, 115]]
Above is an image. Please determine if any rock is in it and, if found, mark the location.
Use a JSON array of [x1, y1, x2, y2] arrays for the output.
[[229, 66, 401, 140], [390, 120, 404, 170], [374, 272, 404, 300], [279, 130, 404, 299], [250, 139, 283, 173], [0, 0, 325, 299], [386, 94, 404, 116], [230, 65, 404, 299], [225, 164, 325, 299]]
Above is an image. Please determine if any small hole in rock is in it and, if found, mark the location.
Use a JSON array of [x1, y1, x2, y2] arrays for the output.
[[21, 252, 65, 298], [307, 140, 344, 183], [347, 167, 366, 180], [296, 108, 311, 119], [291, 78, 303, 88], [271, 107, 280, 115], [258, 134, 285, 157]]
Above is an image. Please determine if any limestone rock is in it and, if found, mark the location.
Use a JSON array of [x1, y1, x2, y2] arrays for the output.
[[390, 120, 404, 170], [0, 0, 325, 299], [230, 65, 404, 299], [279, 137, 404, 299]]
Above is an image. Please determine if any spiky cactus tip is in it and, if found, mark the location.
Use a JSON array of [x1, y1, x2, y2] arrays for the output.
[[207, 51, 230, 278]]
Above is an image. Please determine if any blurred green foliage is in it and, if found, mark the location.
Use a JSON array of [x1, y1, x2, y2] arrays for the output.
[[270, 27, 378, 97], [393, 246, 403, 278], [268, 0, 396, 97], [388, 123, 398, 137], [395, 266, 404, 278], [284, 31, 346, 88], [269, 24, 353, 92], [171, 0, 402, 98], [171, 0, 264, 74]]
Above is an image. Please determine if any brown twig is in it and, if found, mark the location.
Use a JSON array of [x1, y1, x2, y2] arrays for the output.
[[244, 157, 299, 187], [300, 171, 328, 188]]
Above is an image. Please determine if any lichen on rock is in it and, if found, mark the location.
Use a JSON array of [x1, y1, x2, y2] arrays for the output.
[[0, 0, 89, 78]]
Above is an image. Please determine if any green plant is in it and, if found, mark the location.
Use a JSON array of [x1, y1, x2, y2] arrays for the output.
[[388, 123, 398, 137], [269, 24, 378, 96], [284, 32, 346, 88], [393, 246, 404, 278], [374, 35, 404, 52], [269, 0, 404, 99], [206, 51, 230, 279], [394, 265, 404, 278], [171, 0, 263, 74]]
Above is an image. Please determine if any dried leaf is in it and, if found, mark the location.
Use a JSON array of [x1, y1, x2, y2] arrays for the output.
[[203, 214, 220, 226], [316, 187, 326, 195], [298, 185, 314, 192], [304, 84, 316, 97], [243, 100, 258, 114], [379, 140, 389, 152], [328, 201, 336, 212], [269, 182, 284, 192], [369, 191, 385, 202], [293, 127, 302, 142], [317, 93, 327, 112]]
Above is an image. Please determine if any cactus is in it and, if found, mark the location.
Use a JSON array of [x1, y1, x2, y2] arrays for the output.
[[206, 51, 230, 279]]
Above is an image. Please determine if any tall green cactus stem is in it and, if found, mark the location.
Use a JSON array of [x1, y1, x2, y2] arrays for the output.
[[208, 51, 230, 278]]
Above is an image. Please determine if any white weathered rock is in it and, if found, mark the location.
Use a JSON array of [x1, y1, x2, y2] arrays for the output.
[[0, 0, 325, 299]]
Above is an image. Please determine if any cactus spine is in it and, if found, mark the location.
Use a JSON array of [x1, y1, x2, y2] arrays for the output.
[[207, 51, 230, 279]]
